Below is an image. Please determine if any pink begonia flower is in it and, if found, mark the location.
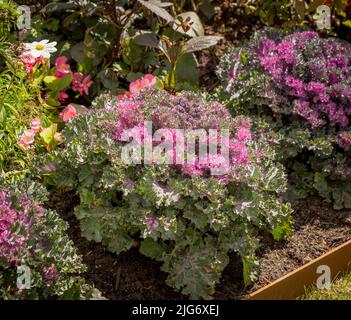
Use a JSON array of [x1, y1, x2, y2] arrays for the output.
[[19, 53, 36, 72], [19, 53, 45, 73], [30, 118, 41, 133], [72, 73, 93, 96], [54, 56, 72, 78], [58, 92, 69, 101], [129, 74, 157, 94], [60, 104, 77, 122], [17, 129, 36, 150]]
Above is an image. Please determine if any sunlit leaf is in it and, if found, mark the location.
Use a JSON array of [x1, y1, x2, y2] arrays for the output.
[[138, 0, 174, 23], [183, 36, 222, 53]]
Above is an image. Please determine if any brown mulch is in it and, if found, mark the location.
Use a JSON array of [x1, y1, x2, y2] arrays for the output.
[[46, 190, 351, 300], [216, 197, 351, 298]]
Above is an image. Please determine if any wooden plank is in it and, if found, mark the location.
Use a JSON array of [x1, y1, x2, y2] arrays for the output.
[[247, 239, 351, 300]]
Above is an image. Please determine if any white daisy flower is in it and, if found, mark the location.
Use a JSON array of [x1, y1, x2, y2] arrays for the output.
[[23, 40, 57, 59]]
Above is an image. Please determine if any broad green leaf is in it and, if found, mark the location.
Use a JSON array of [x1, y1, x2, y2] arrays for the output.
[[97, 69, 119, 91], [126, 72, 144, 82], [133, 32, 160, 48], [44, 74, 72, 92], [43, 76, 57, 86], [63, 12, 81, 28], [71, 42, 85, 65], [81, 217, 102, 242], [106, 232, 134, 254], [140, 238, 169, 261], [113, 61, 130, 76], [46, 96, 61, 107], [122, 38, 144, 68], [40, 123, 57, 145]]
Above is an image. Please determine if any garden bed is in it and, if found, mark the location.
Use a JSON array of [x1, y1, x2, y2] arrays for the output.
[[47, 191, 351, 300], [2, 0, 351, 301]]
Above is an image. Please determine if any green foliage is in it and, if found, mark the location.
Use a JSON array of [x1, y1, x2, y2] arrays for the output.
[[133, 13, 221, 90], [25, 0, 220, 94], [0, 0, 19, 40], [244, 0, 351, 34], [0, 42, 56, 181]]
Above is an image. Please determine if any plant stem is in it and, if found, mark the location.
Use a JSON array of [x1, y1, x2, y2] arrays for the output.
[[167, 63, 176, 91]]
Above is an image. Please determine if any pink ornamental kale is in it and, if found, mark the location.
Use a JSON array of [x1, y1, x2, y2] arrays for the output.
[[0, 192, 29, 263], [109, 91, 254, 179], [257, 31, 351, 127]]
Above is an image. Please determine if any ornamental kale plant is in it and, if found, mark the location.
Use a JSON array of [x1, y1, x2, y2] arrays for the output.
[[43, 89, 292, 299], [218, 28, 351, 209], [0, 180, 97, 299]]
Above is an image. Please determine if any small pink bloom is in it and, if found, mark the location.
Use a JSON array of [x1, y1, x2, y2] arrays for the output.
[[72, 73, 93, 96], [17, 129, 36, 150], [60, 104, 77, 122], [129, 74, 157, 94], [82, 75, 93, 95], [58, 92, 69, 101], [30, 118, 41, 133], [55, 56, 71, 78], [141, 74, 157, 86], [20, 129, 36, 144], [19, 50, 46, 74], [19, 53, 36, 73], [72, 72, 83, 84], [35, 56, 46, 66], [129, 79, 144, 94]]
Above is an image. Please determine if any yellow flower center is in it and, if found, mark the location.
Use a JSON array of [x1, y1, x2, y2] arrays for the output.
[[35, 44, 45, 51]]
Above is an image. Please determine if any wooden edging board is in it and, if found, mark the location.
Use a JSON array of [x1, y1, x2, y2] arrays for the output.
[[246, 239, 351, 300]]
